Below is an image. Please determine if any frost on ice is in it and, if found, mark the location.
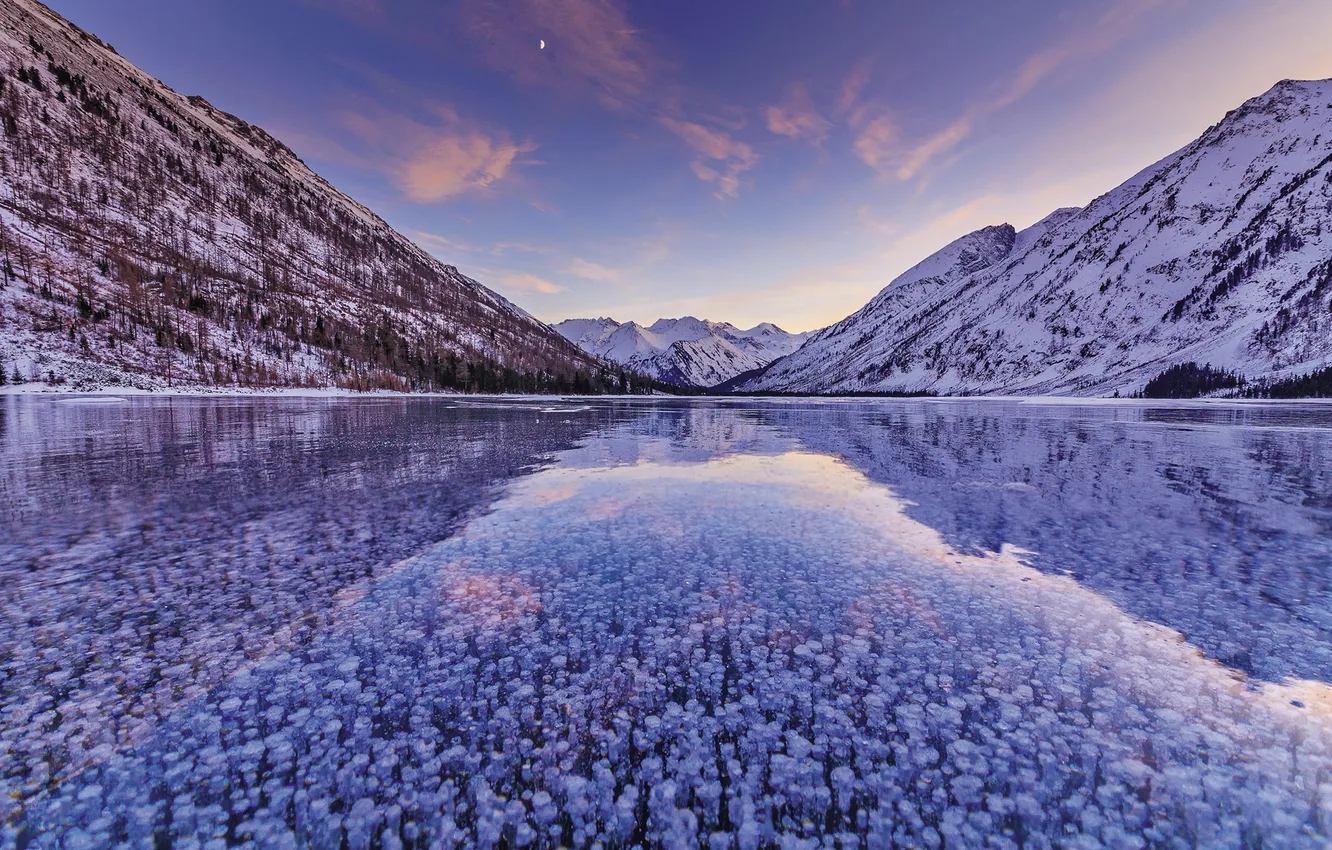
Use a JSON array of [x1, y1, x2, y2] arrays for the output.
[[4, 398, 1332, 847]]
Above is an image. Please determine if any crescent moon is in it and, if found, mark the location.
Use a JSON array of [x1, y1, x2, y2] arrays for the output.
[[539, 39, 546, 49]]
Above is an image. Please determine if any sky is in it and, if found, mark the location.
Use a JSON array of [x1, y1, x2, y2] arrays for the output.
[[46, 0, 1332, 332]]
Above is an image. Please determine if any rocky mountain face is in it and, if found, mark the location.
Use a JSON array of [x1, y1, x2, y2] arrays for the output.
[[554, 316, 809, 388], [0, 0, 627, 393], [744, 79, 1332, 396]]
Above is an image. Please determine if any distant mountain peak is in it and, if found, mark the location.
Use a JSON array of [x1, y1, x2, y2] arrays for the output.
[[554, 315, 811, 388]]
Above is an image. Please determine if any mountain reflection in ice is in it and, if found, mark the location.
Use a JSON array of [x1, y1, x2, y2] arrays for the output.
[[771, 400, 1332, 685], [4, 397, 1332, 848]]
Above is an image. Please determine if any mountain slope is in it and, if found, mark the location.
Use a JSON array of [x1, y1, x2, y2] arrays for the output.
[[554, 315, 808, 387], [0, 0, 621, 393], [649, 336, 770, 388], [745, 79, 1332, 396]]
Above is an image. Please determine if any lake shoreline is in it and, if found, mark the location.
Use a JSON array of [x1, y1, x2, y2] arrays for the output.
[[4, 383, 1332, 406]]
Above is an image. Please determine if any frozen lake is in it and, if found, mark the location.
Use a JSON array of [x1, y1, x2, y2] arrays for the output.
[[3, 396, 1332, 848]]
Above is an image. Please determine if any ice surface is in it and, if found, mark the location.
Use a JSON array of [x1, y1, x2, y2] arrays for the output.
[[3, 397, 1332, 847]]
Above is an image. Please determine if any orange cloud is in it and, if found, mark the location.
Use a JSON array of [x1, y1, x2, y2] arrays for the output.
[[461, 0, 656, 110], [659, 116, 758, 199], [765, 83, 831, 145], [400, 132, 537, 203], [332, 101, 536, 203]]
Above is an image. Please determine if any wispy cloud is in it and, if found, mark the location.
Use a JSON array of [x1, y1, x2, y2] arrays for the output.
[[834, 58, 874, 119], [765, 83, 831, 145], [659, 116, 758, 199], [412, 235, 577, 303], [497, 272, 565, 295], [888, 0, 1169, 181], [640, 230, 674, 265], [463, 0, 768, 199], [834, 0, 1170, 182], [460, 0, 657, 110], [566, 258, 623, 282], [492, 241, 546, 255], [411, 230, 474, 255], [850, 115, 899, 174], [401, 133, 537, 203], [832, 59, 904, 178], [894, 118, 971, 181], [330, 101, 537, 203]]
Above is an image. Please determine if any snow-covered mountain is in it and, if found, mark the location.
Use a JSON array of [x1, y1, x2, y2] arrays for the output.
[[0, 0, 626, 393], [554, 316, 809, 387], [743, 78, 1332, 396]]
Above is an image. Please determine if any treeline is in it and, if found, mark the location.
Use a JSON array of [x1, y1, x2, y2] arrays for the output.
[[1140, 363, 1244, 399], [1139, 361, 1332, 400], [1239, 366, 1332, 399], [338, 350, 672, 395]]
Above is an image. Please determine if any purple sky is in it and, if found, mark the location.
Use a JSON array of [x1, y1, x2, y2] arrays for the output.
[[45, 0, 1332, 331]]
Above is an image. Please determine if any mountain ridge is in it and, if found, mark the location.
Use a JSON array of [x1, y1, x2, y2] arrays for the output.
[[742, 77, 1332, 396], [554, 315, 808, 388], [0, 0, 637, 393]]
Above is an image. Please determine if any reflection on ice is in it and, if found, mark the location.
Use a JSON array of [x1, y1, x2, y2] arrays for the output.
[[768, 400, 1332, 685], [12, 427, 1332, 848], [0, 396, 624, 834]]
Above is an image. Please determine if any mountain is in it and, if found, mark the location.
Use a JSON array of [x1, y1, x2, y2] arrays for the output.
[[0, 0, 627, 393], [553, 315, 809, 388], [743, 79, 1332, 396]]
